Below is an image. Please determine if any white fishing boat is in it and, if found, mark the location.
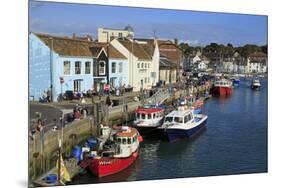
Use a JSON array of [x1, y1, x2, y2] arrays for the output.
[[159, 107, 208, 142], [251, 78, 261, 90]]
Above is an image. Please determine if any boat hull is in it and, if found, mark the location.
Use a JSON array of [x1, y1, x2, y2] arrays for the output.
[[233, 79, 240, 86], [213, 86, 233, 96], [166, 118, 207, 142], [88, 150, 138, 177], [136, 126, 162, 135], [251, 85, 261, 90]]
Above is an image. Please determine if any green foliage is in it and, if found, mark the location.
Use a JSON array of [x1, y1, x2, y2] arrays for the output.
[[179, 41, 267, 58]]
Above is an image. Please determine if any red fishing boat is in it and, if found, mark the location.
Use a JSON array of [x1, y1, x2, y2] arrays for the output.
[[81, 126, 143, 177], [213, 79, 233, 96]]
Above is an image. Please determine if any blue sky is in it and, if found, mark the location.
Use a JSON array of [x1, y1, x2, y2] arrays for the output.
[[29, 1, 268, 47]]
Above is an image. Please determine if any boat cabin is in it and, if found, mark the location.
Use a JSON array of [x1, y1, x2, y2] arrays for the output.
[[214, 79, 232, 87], [135, 108, 164, 122], [112, 127, 140, 157], [164, 110, 194, 125]]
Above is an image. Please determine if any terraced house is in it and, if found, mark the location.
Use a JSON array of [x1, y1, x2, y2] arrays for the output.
[[110, 38, 160, 91], [90, 43, 129, 91], [29, 33, 104, 102]]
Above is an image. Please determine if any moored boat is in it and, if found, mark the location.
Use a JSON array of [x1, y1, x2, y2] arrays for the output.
[[251, 78, 261, 90], [231, 77, 240, 87], [159, 107, 207, 142], [80, 126, 143, 177], [213, 79, 233, 96], [134, 104, 165, 134]]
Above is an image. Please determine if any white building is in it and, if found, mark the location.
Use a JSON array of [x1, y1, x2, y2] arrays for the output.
[[98, 26, 134, 43], [245, 52, 267, 73], [198, 61, 208, 71], [111, 38, 159, 91], [185, 52, 209, 72]]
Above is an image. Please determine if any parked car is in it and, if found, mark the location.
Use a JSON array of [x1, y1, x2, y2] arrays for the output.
[[63, 90, 74, 100]]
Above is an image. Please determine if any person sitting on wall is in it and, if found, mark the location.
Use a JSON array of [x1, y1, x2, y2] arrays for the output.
[[104, 83, 110, 95], [81, 106, 88, 118], [74, 109, 81, 120], [36, 119, 44, 132]]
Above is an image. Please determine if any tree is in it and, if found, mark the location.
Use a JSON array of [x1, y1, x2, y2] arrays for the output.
[[261, 45, 268, 54]]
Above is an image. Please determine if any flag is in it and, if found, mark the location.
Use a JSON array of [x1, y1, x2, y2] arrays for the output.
[[56, 154, 71, 183]]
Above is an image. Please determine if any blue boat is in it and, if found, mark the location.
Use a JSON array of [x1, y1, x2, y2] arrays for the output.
[[159, 108, 208, 142], [231, 77, 240, 87]]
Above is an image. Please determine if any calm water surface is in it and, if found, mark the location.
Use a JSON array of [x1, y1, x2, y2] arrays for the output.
[[70, 78, 267, 185]]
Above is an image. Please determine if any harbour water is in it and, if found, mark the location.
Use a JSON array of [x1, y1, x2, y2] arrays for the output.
[[70, 78, 267, 185]]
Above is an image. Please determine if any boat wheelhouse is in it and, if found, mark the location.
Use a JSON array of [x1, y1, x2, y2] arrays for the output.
[[159, 108, 207, 142], [134, 105, 165, 134], [213, 79, 233, 96]]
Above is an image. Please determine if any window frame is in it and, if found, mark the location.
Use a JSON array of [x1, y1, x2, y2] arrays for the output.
[[85, 61, 91, 74], [63, 61, 71, 75], [111, 62, 116, 73], [119, 62, 123, 73], [75, 61, 81, 75], [99, 61, 106, 75]]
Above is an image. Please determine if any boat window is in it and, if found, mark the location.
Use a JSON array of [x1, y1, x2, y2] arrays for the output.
[[102, 152, 113, 158], [174, 117, 183, 124], [153, 113, 156, 119], [184, 116, 189, 123], [188, 114, 192, 121], [148, 114, 151, 119], [122, 138, 127, 144], [165, 117, 173, 122], [127, 138, 132, 144], [142, 113, 146, 119], [117, 138, 122, 143]]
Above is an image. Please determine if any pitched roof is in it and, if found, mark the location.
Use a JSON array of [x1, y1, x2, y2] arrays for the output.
[[248, 52, 267, 58], [118, 39, 152, 60], [34, 33, 126, 59], [159, 57, 177, 69], [34, 33, 94, 57], [90, 42, 126, 59]]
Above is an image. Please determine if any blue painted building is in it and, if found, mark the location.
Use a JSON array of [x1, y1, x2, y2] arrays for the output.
[[29, 33, 103, 102], [107, 45, 129, 88], [29, 33, 52, 101]]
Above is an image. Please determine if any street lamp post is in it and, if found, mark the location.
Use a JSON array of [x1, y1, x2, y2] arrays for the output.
[[49, 37, 54, 102], [103, 31, 110, 86]]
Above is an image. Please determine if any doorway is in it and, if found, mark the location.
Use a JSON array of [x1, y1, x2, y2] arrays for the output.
[[74, 80, 82, 92]]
